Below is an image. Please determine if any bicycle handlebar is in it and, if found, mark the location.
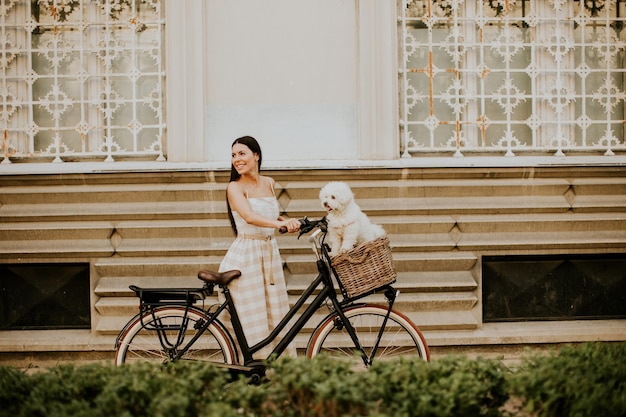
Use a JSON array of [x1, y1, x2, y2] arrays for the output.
[[278, 217, 326, 237]]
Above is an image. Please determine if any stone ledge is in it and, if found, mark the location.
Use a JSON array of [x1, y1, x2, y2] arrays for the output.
[[2, 155, 626, 176], [424, 319, 626, 346], [3, 320, 623, 354]]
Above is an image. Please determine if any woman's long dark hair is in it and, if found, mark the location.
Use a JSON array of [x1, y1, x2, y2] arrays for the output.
[[227, 136, 263, 235]]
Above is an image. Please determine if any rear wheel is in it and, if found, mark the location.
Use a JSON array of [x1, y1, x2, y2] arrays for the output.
[[306, 304, 429, 366], [115, 306, 237, 366]]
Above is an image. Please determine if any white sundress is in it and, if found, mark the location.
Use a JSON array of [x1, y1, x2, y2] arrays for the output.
[[218, 196, 297, 360]]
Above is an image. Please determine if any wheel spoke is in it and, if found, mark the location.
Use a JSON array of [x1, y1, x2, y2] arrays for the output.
[[307, 305, 429, 365], [115, 307, 236, 366]]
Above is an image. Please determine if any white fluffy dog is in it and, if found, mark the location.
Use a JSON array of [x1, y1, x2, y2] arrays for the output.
[[319, 181, 386, 256]]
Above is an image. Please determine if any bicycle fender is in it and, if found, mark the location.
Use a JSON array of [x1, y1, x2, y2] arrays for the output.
[[115, 310, 144, 349], [114, 305, 235, 352], [306, 303, 368, 345]]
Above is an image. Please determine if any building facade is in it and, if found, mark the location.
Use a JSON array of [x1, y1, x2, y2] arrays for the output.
[[1, 0, 625, 364]]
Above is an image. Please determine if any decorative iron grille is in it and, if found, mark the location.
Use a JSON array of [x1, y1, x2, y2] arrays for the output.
[[399, 0, 626, 157], [0, 0, 165, 163]]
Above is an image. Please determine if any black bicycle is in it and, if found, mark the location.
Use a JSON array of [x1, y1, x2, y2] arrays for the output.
[[115, 217, 429, 381]]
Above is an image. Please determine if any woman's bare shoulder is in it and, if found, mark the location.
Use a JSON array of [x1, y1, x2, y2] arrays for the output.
[[261, 175, 275, 187], [227, 180, 244, 194]]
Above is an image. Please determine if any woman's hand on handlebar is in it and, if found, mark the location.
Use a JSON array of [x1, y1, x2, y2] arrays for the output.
[[278, 218, 301, 234]]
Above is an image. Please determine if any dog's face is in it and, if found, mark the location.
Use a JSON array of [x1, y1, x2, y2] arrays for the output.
[[319, 182, 354, 215]]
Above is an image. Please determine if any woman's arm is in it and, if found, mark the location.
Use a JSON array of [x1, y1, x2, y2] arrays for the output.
[[227, 181, 299, 232]]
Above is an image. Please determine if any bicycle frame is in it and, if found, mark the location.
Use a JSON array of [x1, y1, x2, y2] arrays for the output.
[[120, 218, 400, 370]]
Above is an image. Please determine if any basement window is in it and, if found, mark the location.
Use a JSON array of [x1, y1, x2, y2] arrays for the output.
[[483, 254, 626, 322], [0, 263, 91, 330]]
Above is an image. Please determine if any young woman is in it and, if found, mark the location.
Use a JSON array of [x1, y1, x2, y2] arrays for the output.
[[219, 136, 300, 360]]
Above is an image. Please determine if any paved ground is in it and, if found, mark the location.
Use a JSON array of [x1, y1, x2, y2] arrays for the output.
[[0, 343, 561, 373]]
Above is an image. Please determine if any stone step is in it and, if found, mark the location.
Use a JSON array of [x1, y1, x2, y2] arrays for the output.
[[94, 290, 477, 318], [95, 276, 210, 297], [94, 256, 224, 278], [572, 195, 626, 212], [455, 212, 626, 233], [0, 216, 451, 241], [286, 270, 478, 293], [95, 271, 477, 297], [458, 230, 626, 251], [0, 201, 228, 222], [95, 302, 477, 336], [0, 239, 114, 258], [96, 315, 324, 347], [281, 251, 478, 275], [0, 221, 114, 240], [0, 183, 227, 205], [93, 251, 478, 279], [277, 178, 574, 199], [101, 309, 478, 336], [5, 211, 624, 254], [568, 178, 626, 195], [3, 212, 623, 242], [1, 178, 585, 206], [286, 195, 572, 216], [4, 213, 625, 259], [3, 178, 624, 225]]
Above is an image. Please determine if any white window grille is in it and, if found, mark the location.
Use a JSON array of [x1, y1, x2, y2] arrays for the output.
[[0, 0, 165, 164], [399, 0, 626, 157]]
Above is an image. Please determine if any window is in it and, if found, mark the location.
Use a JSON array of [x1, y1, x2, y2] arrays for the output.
[[0, 0, 165, 163], [0, 263, 91, 330], [483, 254, 626, 322], [399, 0, 626, 157]]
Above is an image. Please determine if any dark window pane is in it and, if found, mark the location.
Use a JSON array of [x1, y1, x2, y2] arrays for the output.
[[483, 254, 626, 322], [0, 263, 91, 330]]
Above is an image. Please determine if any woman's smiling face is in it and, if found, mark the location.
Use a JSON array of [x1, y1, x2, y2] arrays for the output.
[[231, 143, 259, 175]]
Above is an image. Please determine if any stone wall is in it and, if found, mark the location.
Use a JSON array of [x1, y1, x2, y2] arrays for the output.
[[1, 165, 625, 364]]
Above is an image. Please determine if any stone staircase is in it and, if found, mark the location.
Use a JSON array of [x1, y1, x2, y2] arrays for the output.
[[1, 166, 625, 359]]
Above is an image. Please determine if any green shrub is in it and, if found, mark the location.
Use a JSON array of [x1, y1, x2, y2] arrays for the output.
[[366, 355, 509, 417], [511, 342, 626, 417], [9, 361, 230, 417], [2, 342, 625, 417], [222, 355, 373, 417], [0, 366, 30, 416]]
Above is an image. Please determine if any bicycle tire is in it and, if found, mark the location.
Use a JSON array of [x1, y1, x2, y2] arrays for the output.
[[306, 304, 429, 365], [115, 306, 237, 366]]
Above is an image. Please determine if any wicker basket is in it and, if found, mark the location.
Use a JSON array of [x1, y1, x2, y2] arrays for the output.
[[330, 236, 397, 298]]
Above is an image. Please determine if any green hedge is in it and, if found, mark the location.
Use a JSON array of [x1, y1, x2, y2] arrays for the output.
[[509, 342, 626, 417], [1, 342, 624, 417]]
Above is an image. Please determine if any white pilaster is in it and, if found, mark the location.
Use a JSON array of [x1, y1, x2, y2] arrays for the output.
[[164, 1, 207, 162], [357, 0, 400, 160]]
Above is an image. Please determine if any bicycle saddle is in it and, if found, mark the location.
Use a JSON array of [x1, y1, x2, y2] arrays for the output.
[[197, 269, 241, 286]]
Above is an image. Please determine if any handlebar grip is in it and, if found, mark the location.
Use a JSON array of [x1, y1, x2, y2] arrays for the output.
[[279, 218, 309, 234]]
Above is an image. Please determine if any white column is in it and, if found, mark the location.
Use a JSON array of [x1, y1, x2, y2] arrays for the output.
[[357, 0, 399, 160], [164, 1, 207, 162]]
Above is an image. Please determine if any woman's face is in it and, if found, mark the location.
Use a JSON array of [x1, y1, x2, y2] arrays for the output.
[[231, 143, 259, 175]]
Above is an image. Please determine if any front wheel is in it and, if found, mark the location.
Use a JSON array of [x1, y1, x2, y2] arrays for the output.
[[115, 306, 237, 366], [306, 304, 429, 365]]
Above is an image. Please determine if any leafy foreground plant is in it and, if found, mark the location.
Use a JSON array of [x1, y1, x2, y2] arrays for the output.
[[365, 355, 509, 417], [222, 355, 374, 417], [510, 342, 626, 417], [1, 342, 625, 417], [219, 354, 511, 417], [0, 361, 231, 417]]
